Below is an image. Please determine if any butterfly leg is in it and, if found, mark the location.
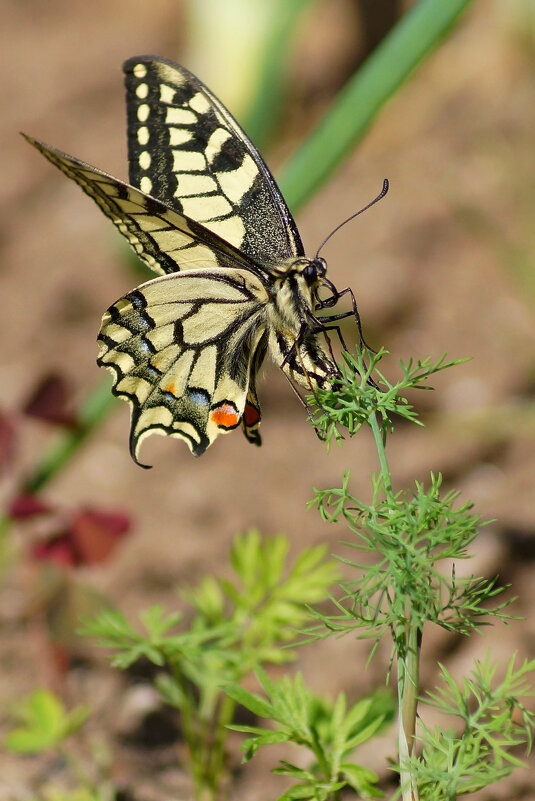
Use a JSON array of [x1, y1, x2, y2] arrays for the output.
[[279, 322, 307, 370], [310, 310, 354, 353], [309, 310, 379, 389], [315, 285, 376, 353], [278, 344, 331, 443]]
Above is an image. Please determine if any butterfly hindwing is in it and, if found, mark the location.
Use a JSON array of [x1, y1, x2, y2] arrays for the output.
[[97, 267, 269, 462], [240, 335, 268, 446], [123, 55, 304, 265]]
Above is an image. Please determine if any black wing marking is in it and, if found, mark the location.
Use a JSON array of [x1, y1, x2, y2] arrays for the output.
[[24, 135, 262, 278], [123, 55, 304, 266]]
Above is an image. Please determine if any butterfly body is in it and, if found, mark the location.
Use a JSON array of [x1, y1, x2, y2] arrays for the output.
[[25, 55, 354, 463]]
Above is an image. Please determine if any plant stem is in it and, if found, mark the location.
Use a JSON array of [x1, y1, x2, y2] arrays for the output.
[[397, 622, 421, 801], [368, 412, 393, 498], [369, 407, 420, 797], [170, 666, 208, 801], [210, 693, 236, 800], [309, 727, 331, 782], [240, 0, 317, 149]]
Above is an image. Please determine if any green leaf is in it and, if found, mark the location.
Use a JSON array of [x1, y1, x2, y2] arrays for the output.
[[239, 730, 290, 761], [274, 762, 317, 780], [155, 673, 186, 710], [408, 654, 535, 797], [5, 689, 89, 754], [278, 783, 321, 800], [140, 604, 181, 638], [343, 719, 386, 753], [224, 683, 274, 718], [280, 0, 474, 211], [340, 763, 382, 797], [184, 575, 225, 622]]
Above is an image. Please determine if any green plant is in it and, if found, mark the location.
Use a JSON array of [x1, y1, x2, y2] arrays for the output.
[[5, 688, 89, 754], [206, 350, 534, 801], [4, 689, 115, 801], [227, 668, 394, 800], [291, 349, 535, 800], [410, 653, 535, 798], [81, 349, 535, 801], [6, 3, 495, 799], [82, 530, 342, 801]]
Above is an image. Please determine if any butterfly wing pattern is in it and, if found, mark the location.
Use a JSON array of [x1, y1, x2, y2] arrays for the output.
[[26, 55, 346, 463], [123, 56, 303, 264]]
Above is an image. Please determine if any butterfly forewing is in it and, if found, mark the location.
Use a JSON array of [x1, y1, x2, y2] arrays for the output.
[[24, 135, 261, 278], [97, 268, 269, 461], [123, 55, 304, 266]]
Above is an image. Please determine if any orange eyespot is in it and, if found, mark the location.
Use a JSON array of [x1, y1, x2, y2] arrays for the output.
[[210, 402, 240, 430], [163, 383, 176, 396]]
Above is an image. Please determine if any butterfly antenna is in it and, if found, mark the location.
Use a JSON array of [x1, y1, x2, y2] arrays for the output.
[[315, 179, 389, 258]]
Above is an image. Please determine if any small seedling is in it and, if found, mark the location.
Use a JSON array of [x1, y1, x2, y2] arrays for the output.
[[82, 530, 344, 801]]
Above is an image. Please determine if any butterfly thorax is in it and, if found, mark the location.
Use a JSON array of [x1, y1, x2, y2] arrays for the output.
[[267, 256, 327, 330], [263, 256, 338, 392]]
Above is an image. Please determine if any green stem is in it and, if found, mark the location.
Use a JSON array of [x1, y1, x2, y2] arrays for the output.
[[241, 0, 318, 149], [279, 0, 474, 212], [170, 666, 207, 801], [23, 381, 116, 494], [368, 412, 393, 497], [397, 623, 421, 801], [309, 727, 331, 781], [369, 404, 420, 797], [209, 693, 236, 800]]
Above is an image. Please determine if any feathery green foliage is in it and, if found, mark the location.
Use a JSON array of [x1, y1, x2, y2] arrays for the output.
[[411, 654, 535, 799], [82, 531, 339, 801], [294, 349, 535, 800], [5, 689, 89, 754], [226, 667, 394, 801]]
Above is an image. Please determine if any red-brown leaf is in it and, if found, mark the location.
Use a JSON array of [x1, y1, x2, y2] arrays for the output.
[[23, 374, 78, 428]]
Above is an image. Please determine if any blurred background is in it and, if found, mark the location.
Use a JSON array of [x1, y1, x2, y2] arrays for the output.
[[2, 0, 535, 798]]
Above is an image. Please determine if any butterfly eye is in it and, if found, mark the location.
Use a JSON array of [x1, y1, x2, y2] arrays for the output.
[[303, 263, 317, 285]]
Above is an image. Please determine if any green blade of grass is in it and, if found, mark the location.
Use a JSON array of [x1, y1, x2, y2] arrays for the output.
[[23, 381, 116, 494], [240, 0, 318, 149], [279, 0, 474, 211]]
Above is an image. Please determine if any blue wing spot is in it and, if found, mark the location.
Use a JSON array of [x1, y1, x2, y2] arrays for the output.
[[186, 387, 210, 406]]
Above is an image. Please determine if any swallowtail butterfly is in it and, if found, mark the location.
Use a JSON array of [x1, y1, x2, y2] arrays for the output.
[[25, 55, 376, 464]]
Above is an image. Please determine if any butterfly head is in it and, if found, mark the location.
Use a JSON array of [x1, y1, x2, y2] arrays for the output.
[[267, 257, 333, 331], [301, 257, 327, 286], [272, 256, 327, 286]]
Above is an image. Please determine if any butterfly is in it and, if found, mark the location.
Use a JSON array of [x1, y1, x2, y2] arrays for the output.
[[25, 55, 375, 465]]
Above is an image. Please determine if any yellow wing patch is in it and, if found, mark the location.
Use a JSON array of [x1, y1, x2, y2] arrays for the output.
[[97, 268, 269, 463]]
